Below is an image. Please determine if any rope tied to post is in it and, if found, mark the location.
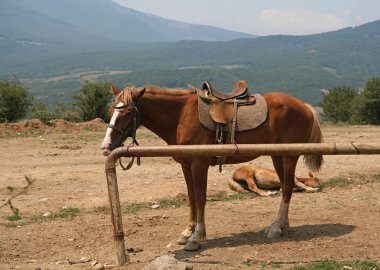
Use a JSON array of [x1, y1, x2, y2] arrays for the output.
[[350, 142, 360, 154]]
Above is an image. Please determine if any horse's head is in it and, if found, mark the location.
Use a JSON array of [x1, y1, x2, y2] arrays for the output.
[[301, 172, 321, 188], [100, 85, 146, 156]]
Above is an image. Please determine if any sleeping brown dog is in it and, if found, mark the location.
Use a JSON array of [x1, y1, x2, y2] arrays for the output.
[[228, 165, 321, 196]]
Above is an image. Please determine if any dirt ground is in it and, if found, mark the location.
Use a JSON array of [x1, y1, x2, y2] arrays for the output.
[[0, 120, 379, 270]]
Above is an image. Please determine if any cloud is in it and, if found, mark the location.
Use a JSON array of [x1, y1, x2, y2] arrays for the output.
[[256, 8, 348, 35]]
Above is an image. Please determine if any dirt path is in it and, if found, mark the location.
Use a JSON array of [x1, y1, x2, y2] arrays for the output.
[[0, 124, 379, 269]]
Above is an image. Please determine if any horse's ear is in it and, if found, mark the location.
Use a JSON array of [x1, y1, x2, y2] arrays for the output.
[[110, 84, 121, 96], [136, 87, 146, 99], [202, 81, 211, 91], [308, 172, 314, 177]]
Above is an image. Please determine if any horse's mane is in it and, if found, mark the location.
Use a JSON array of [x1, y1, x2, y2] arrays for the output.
[[117, 84, 196, 104], [119, 86, 134, 104], [145, 84, 196, 96]]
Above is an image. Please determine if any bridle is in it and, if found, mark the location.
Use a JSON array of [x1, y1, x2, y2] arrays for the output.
[[108, 100, 140, 145], [108, 99, 141, 170]]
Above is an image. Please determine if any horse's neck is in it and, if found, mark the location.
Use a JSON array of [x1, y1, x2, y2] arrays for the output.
[[140, 91, 194, 144]]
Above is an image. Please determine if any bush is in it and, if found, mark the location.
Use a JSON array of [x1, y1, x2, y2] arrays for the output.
[[72, 81, 112, 122], [353, 77, 380, 124], [320, 86, 357, 123], [31, 103, 56, 124], [0, 79, 33, 122]]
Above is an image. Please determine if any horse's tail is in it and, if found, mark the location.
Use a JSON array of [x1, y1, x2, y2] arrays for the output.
[[228, 178, 247, 193], [303, 104, 324, 172]]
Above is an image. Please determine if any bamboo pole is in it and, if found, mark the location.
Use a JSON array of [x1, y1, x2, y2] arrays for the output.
[[105, 142, 380, 265], [109, 143, 380, 159]]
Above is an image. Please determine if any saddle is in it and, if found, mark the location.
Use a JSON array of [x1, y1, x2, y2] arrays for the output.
[[197, 80, 266, 171], [201, 80, 256, 125]]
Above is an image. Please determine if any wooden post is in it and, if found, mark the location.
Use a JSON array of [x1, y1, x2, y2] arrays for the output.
[[105, 163, 129, 266]]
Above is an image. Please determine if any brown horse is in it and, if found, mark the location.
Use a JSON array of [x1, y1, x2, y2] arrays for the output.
[[100, 81, 323, 251]]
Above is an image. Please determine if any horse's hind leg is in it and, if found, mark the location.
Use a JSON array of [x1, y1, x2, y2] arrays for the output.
[[177, 163, 197, 245], [294, 179, 320, 192], [265, 155, 298, 238]]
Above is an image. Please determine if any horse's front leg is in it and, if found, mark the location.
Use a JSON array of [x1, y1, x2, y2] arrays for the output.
[[177, 163, 197, 245], [184, 159, 209, 251], [265, 156, 298, 238]]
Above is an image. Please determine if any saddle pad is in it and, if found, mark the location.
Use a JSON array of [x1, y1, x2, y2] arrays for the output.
[[198, 93, 268, 132]]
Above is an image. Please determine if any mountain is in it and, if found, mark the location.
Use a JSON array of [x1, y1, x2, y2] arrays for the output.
[[0, 0, 254, 49], [0, 0, 379, 106]]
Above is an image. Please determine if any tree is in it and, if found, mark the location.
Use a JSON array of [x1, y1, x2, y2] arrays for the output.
[[0, 80, 32, 122], [354, 77, 380, 125], [72, 81, 112, 122], [320, 86, 358, 123]]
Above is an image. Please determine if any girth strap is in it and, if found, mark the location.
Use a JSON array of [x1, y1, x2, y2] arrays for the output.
[[215, 100, 239, 172]]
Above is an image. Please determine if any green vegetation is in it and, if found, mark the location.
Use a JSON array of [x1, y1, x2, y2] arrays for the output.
[[7, 214, 21, 222], [2, 176, 35, 222], [289, 260, 379, 270], [94, 205, 110, 213], [353, 77, 380, 124], [31, 102, 56, 124], [1, 221, 31, 228], [208, 191, 253, 202], [320, 87, 357, 123], [125, 197, 185, 214], [321, 177, 352, 188], [321, 77, 380, 124], [0, 79, 33, 122], [73, 81, 112, 122], [1, 20, 380, 109], [373, 174, 380, 183], [53, 207, 80, 220]]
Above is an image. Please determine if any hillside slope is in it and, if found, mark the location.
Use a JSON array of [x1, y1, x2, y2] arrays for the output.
[[0, 0, 254, 47]]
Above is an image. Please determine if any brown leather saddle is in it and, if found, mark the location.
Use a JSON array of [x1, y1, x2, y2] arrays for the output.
[[197, 80, 259, 171], [200, 80, 256, 126]]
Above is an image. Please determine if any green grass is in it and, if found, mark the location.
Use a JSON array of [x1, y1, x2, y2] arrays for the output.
[[6, 214, 21, 221], [125, 202, 153, 214], [1, 221, 31, 228], [321, 177, 352, 188], [289, 260, 379, 270], [125, 197, 185, 214], [124, 192, 255, 214], [94, 205, 110, 213], [157, 198, 184, 208], [53, 207, 80, 220], [208, 191, 252, 202], [373, 174, 380, 183], [1, 207, 80, 228]]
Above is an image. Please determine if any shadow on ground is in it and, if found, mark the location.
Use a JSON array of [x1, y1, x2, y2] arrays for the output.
[[174, 223, 356, 259]]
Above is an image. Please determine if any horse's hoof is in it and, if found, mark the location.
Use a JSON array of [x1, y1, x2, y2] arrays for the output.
[[184, 240, 201, 251], [267, 228, 282, 239], [269, 191, 280, 196], [177, 235, 189, 245]]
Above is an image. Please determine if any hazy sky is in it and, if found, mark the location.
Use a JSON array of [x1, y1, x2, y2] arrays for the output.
[[112, 0, 380, 35]]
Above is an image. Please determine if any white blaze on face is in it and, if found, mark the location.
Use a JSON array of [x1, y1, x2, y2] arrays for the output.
[[100, 102, 124, 154]]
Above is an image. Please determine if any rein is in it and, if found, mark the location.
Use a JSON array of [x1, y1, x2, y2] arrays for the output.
[[109, 100, 141, 170]]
